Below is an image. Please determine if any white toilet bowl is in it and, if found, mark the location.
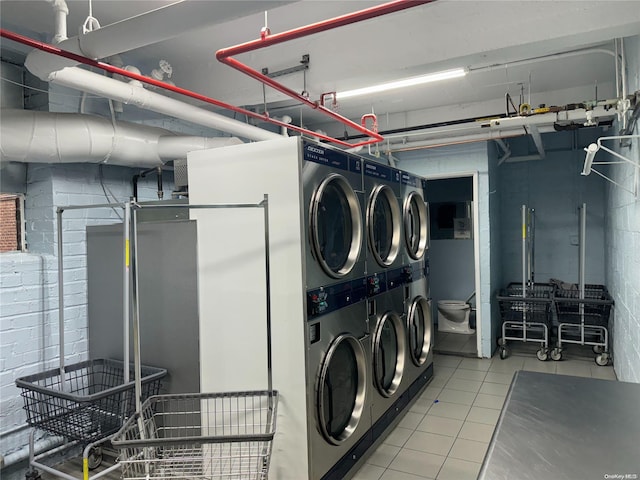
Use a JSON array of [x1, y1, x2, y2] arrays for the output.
[[437, 300, 475, 334]]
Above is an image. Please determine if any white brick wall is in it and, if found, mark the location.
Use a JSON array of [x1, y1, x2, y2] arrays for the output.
[[0, 163, 171, 461], [605, 34, 640, 383]]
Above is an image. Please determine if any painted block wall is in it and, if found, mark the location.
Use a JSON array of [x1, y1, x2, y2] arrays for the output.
[[0, 164, 167, 465], [605, 34, 640, 383], [498, 133, 606, 286], [396, 143, 495, 357]]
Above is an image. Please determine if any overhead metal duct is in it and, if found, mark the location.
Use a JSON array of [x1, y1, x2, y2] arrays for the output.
[[0, 109, 243, 167]]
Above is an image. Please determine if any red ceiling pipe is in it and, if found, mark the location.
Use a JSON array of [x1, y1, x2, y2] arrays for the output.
[[216, 0, 434, 146], [0, 29, 357, 146]]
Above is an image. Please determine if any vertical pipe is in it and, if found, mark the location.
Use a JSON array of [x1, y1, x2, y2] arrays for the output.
[[621, 37, 627, 131], [615, 39, 620, 100], [130, 206, 142, 415], [262, 195, 273, 404], [123, 203, 131, 384], [57, 208, 65, 379]]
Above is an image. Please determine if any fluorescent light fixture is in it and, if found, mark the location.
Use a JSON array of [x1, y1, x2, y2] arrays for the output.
[[336, 68, 467, 99], [581, 143, 599, 175]]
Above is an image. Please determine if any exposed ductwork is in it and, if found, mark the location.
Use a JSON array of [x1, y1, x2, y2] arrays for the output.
[[0, 109, 243, 167]]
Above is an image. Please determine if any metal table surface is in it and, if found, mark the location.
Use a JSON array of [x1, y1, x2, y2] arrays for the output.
[[479, 371, 640, 480]]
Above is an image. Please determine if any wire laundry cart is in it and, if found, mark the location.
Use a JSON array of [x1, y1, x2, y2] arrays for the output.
[[551, 284, 613, 365], [15, 202, 167, 480], [112, 196, 278, 480], [497, 283, 555, 361]]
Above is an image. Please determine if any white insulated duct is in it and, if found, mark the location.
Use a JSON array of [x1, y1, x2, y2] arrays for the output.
[[46, 67, 281, 142], [0, 109, 243, 167]]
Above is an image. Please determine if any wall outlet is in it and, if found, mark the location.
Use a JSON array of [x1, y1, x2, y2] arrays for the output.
[[570, 235, 579, 246]]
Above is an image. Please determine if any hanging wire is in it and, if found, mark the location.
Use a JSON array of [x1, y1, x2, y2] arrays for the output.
[[1, 76, 102, 98], [98, 165, 123, 220]]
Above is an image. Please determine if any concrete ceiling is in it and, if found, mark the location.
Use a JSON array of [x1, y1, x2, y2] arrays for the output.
[[1, 0, 639, 138]]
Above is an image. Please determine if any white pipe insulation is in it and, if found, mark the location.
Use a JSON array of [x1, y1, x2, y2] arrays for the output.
[[46, 0, 68, 44], [46, 68, 281, 142], [0, 109, 243, 167]]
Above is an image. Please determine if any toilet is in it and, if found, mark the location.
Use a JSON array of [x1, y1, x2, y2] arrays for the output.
[[437, 300, 475, 334]]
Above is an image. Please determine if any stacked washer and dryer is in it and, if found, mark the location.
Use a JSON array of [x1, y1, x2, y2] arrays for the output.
[[188, 137, 433, 480]]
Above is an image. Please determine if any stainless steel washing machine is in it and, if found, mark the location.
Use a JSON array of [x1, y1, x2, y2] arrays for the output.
[[303, 141, 365, 291], [367, 286, 410, 436], [363, 160, 403, 277], [402, 270, 434, 399], [306, 296, 373, 480], [400, 171, 429, 266]]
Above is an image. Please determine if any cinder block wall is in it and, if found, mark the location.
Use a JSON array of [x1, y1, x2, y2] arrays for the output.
[[0, 164, 169, 459], [606, 35, 640, 382]]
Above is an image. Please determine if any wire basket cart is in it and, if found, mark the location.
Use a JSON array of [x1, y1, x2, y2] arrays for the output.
[[496, 283, 555, 361], [16, 202, 167, 480], [112, 195, 278, 480], [551, 284, 613, 365]]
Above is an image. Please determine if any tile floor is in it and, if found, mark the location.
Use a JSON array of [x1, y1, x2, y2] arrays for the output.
[[433, 330, 477, 357], [39, 349, 617, 480], [351, 349, 617, 480]]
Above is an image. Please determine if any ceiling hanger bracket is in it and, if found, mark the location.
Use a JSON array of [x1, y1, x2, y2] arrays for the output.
[[261, 54, 310, 79]]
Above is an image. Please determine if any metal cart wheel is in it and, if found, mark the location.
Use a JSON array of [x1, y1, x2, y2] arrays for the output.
[[497, 337, 505, 347], [499, 347, 508, 360], [536, 348, 548, 361], [550, 348, 562, 361], [595, 353, 610, 366], [25, 470, 42, 480], [592, 345, 605, 354], [87, 446, 103, 470]]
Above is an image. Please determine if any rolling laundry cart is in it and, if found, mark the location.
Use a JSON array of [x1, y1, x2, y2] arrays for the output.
[[497, 283, 554, 361], [497, 206, 553, 361], [16, 202, 166, 480], [112, 196, 278, 480], [550, 204, 614, 366]]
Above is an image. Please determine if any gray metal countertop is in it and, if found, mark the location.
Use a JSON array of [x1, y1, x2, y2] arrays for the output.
[[478, 371, 640, 480]]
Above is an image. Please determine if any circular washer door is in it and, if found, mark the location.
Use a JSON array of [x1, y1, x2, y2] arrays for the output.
[[368, 185, 401, 267], [310, 174, 363, 278], [317, 334, 367, 445], [403, 191, 428, 260], [407, 296, 432, 366], [373, 312, 406, 397]]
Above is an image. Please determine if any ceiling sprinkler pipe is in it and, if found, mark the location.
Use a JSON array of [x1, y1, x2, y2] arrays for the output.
[[3, 29, 365, 147], [216, 1, 434, 147]]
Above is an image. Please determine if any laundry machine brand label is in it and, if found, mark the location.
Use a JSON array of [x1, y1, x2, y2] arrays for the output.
[[364, 162, 391, 180], [400, 172, 419, 187], [303, 143, 349, 172]]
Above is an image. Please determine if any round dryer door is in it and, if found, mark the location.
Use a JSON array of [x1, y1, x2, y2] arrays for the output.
[[404, 192, 429, 260], [368, 185, 401, 267], [310, 174, 362, 278], [373, 312, 406, 397], [407, 297, 432, 366], [317, 334, 367, 445]]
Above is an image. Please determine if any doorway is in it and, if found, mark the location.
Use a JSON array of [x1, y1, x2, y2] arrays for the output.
[[426, 174, 480, 357]]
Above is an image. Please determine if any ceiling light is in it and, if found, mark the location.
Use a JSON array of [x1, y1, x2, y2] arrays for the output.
[[336, 68, 467, 100]]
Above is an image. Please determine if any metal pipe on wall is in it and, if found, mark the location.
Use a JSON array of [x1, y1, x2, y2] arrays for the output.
[[522, 205, 527, 298], [579, 203, 587, 299]]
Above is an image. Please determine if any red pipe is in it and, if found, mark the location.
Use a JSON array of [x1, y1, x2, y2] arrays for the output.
[[0, 29, 358, 147], [216, 0, 434, 146]]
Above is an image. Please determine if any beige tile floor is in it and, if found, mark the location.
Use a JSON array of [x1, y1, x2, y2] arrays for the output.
[[351, 349, 617, 480]]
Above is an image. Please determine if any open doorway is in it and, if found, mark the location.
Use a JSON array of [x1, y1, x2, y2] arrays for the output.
[[426, 174, 480, 357]]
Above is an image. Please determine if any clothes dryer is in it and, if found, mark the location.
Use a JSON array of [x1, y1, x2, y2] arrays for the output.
[[303, 141, 365, 290], [367, 286, 410, 435], [400, 171, 429, 266], [363, 161, 403, 277], [402, 268, 434, 399], [306, 295, 373, 480]]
